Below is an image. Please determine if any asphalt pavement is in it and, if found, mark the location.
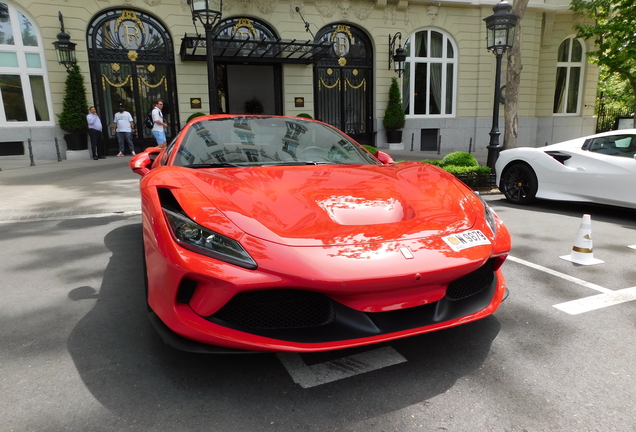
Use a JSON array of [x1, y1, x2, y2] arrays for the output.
[[2, 151, 636, 432]]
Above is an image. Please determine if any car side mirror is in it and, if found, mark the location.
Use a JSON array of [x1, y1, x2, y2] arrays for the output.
[[129, 147, 164, 176], [375, 150, 395, 165]]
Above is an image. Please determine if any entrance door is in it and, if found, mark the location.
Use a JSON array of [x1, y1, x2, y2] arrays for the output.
[[87, 9, 179, 154], [314, 24, 374, 146]]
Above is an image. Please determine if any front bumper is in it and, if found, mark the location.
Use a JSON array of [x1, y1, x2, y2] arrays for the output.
[[146, 253, 507, 353]]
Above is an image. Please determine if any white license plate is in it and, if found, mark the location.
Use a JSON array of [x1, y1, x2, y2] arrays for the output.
[[442, 230, 491, 252]]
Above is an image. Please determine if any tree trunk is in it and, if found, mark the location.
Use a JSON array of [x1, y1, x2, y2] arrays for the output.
[[503, 0, 529, 150]]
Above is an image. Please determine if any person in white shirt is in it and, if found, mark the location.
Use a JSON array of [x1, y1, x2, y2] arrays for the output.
[[152, 99, 168, 148], [113, 103, 135, 156]]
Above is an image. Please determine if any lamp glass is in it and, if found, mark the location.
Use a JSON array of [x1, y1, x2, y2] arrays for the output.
[[53, 40, 76, 66], [393, 46, 406, 74], [191, 0, 222, 23], [494, 28, 507, 46]]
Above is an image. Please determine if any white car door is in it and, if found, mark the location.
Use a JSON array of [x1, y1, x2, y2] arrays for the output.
[[563, 134, 636, 208]]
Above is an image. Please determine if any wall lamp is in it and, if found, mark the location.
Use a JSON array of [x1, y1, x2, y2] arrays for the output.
[[388, 33, 406, 77], [52, 12, 77, 71]]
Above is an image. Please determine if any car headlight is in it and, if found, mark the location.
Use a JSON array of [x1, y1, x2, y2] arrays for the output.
[[163, 208, 257, 270], [476, 193, 497, 236]]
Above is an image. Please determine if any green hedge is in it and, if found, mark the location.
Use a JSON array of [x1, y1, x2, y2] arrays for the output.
[[406, 151, 493, 190], [441, 151, 479, 167], [362, 144, 378, 155]]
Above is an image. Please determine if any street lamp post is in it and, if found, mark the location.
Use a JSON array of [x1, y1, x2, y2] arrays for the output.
[[483, 0, 519, 170], [188, 0, 223, 114]]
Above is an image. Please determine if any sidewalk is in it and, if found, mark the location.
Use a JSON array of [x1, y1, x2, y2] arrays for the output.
[[383, 147, 489, 165], [0, 156, 141, 222], [0, 147, 494, 223]]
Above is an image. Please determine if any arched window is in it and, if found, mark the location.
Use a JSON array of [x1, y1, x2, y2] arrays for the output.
[[0, 2, 52, 125], [403, 29, 457, 117], [553, 37, 585, 115]]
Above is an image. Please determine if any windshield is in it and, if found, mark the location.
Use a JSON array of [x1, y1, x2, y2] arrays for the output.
[[172, 116, 379, 167]]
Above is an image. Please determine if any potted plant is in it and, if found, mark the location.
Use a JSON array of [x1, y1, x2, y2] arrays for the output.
[[58, 64, 89, 150], [383, 77, 406, 143]]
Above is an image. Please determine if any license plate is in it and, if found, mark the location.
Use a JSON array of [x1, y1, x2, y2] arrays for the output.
[[442, 230, 491, 252]]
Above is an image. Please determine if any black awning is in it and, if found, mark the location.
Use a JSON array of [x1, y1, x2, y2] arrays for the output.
[[180, 34, 331, 64]]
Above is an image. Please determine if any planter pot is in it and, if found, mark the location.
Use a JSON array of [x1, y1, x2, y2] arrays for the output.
[[386, 129, 403, 143], [455, 173, 496, 191], [64, 133, 88, 151]]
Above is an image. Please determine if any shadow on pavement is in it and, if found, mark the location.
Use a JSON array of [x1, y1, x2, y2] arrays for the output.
[[66, 223, 502, 431]]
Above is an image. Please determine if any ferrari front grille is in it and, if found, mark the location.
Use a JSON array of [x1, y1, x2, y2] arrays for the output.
[[211, 289, 335, 329], [445, 259, 495, 301]]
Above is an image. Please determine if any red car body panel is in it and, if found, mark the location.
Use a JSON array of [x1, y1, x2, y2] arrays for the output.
[[131, 115, 511, 353]]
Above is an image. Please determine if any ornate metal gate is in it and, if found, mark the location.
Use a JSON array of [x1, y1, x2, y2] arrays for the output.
[[87, 9, 179, 154], [314, 24, 373, 146]]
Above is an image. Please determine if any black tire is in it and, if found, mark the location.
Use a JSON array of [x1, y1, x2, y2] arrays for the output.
[[499, 162, 538, 204]]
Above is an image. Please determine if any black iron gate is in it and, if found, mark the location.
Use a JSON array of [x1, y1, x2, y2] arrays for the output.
[[87, 9, 179, 154], [314, 24, 373, 146]]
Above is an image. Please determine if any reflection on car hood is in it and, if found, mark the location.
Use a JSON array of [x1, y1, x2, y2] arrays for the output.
[[180, 162, 477, 246]]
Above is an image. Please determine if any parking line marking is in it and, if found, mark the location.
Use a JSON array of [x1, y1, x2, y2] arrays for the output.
[[277, 346, 407, 388], [507, 256, 612, 293], [553, 287, 636, 315]]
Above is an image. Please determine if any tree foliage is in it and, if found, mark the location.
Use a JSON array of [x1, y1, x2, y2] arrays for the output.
[[571, 0, 636, 110], [597, 64, 634, 112]]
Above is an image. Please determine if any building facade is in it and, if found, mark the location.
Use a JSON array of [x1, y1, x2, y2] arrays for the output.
[[0, 0, 597, 160]]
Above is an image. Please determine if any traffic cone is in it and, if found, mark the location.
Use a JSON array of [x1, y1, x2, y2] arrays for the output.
[[559, 214, 604, 265]]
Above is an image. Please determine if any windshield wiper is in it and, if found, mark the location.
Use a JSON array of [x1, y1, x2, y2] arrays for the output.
[[264, 161, 333, 166], [183, 162, 240, 168]]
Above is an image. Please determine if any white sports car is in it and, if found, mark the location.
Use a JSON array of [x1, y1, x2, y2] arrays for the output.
[[496, 129, 636, 209]]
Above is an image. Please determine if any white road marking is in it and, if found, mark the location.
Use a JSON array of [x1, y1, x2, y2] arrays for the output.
[[629, 245, 636, 250], [277, 346, 406, 388], [508, 256, 636, 315], [553, 287, 636, 315], [507, 256, 612, 293]]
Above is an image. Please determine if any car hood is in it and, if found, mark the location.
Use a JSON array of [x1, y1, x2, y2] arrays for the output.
[[177, 162, 477, 246]]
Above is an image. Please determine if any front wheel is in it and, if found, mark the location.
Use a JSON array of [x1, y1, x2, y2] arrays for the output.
[[499, 162, 538, 204]]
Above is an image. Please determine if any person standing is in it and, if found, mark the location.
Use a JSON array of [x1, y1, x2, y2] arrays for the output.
[[114, 103, 136, 156], [86, 106, 105, 160], [151, 99, 168, 148]]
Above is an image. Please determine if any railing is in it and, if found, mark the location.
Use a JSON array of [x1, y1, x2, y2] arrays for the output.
[[596, 104, 634, 133]]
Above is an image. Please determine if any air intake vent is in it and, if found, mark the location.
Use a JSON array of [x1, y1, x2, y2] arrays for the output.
[[211, 289, 335, 329], [445, 260, 494, 301]]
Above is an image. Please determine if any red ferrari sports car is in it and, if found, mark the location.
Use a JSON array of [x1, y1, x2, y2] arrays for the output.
[[130, 115, 511, 353]]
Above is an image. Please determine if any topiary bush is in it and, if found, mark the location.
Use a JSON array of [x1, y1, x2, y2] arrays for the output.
[[187, 112, 206, 123], [382, 77, 405, 131], [58, 64, 89, 133], [296, 113, 313, 119], [440, 151, 479, 167]]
